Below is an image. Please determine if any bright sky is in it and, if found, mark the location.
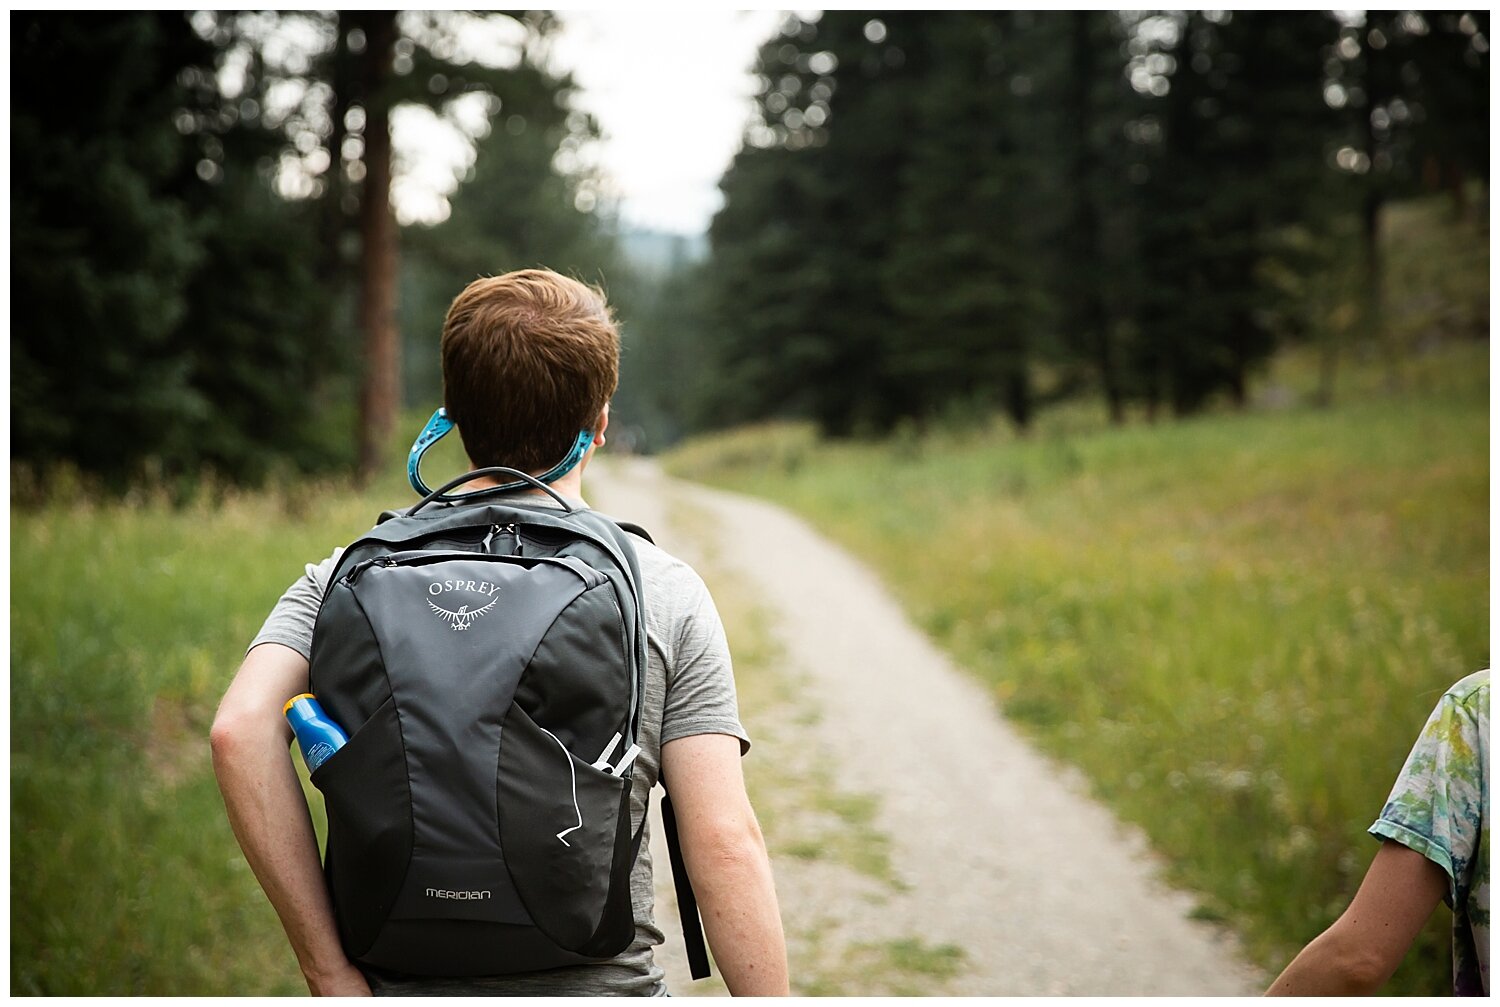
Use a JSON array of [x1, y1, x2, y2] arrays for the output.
[[392, 10, 785, 236], [551, 10, 784, 234]]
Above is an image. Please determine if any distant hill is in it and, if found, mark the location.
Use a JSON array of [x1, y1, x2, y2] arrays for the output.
[[617, 227, 708, 280]]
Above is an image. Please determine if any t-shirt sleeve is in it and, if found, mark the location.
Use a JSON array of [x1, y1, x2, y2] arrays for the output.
[[246, 549, 343, 661], [660, 569, 751, 755], [1369, 682, 1486, 908]]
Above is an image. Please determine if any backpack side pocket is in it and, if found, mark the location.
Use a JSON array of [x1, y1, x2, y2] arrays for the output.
[[311, 696, 412, 957], [497, 702, 633, 953]]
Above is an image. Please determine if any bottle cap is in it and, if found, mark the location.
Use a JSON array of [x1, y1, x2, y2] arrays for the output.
[[283, 693, 317, 715]]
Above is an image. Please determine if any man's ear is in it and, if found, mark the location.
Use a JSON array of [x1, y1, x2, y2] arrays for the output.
[[592, 403, 610, 446]]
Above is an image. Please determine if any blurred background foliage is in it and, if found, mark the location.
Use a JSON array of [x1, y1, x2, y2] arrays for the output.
[[8, 8, 1489, 998], [703, 11, 1486, 436], [10, 11, 1489, 489]]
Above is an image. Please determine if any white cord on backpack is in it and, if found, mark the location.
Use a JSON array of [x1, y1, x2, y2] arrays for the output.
[[539, 727, 583, 847]]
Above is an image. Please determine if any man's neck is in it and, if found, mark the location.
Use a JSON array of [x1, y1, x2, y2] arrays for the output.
[[465, 466, 587, 509]]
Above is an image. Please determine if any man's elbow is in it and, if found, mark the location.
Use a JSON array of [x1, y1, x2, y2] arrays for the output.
[[691, 812, 770, 874], [209, 700, 283, 772], [209, 708, 252, 770], [1317, 925, 1398, 994], [1337, 944, 1397, 993]]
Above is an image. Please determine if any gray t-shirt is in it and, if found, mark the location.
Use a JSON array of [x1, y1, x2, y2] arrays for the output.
[[247, 500, 749, 996]]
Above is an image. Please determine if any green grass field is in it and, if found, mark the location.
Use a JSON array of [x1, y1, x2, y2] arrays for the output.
[[9, 437, 460, 994], [12, 484, 347, 993], [662, 336, 1488, 994]]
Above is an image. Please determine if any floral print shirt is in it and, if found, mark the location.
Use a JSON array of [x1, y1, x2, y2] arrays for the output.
[[1371, 669, 1489, 995]]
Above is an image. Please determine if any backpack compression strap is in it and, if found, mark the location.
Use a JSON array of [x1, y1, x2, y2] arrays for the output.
[[660, 790, 712, 980]]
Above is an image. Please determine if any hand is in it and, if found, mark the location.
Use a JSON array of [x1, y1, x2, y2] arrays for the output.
[[304, 961, 372, 996]]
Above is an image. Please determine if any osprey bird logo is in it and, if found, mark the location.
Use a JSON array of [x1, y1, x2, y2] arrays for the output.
[[426, 596, 499, 631]]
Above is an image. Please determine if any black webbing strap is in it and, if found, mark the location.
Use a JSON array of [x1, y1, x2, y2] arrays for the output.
[[616, 520, 654, 544], [614, 519, 709, 979], [660, 790, 712, 980]]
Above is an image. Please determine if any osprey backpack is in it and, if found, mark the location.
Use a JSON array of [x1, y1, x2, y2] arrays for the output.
[[304, 467, 708, 979]]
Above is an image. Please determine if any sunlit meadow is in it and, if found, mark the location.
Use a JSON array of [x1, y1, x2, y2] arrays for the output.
[[664, 337, 1487, 994]]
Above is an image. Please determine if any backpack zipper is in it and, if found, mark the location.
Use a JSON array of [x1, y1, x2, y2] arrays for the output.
[[340, 555, 396, 586], [481, 523, 522, 554], [341, 550, 603, 589]]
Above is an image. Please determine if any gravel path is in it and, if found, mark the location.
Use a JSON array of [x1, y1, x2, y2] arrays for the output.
[[593, 458, 1265, 996]]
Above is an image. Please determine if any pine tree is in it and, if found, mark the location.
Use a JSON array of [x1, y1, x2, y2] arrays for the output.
[[11, 13, 338, 486], [264, 11, 580, 478], [1128, 11, 1340, 414], [1055, 12, 1140, 423]]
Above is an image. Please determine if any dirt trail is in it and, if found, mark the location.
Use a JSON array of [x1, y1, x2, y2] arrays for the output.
[[593, 458, 1265, 996]]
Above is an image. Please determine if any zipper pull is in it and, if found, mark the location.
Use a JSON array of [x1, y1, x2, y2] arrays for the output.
[[482, 524, 500, 552], [342, 555, 395, 586]]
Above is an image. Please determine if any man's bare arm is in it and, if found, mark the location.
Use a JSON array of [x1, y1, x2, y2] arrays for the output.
[[1264, 839, 1448, 995], [661, 733, 789, 996], [210, 642, 370, 996]]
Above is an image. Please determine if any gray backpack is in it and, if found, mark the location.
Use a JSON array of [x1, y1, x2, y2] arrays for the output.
[[306, 468, 708, 979]]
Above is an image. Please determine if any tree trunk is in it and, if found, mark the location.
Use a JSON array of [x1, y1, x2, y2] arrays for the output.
[[319, 12, 352, 286], [1359, 24, 1397, 393], [1445, 159, 1469, 222], [1228, 363, 1247, 408], [1100, 327, 1125, 425], [1361, 189, 1397, 393], [1006, 364, 1032, 434], [1143, 362, 1161, 423], [355, 12, 400, 482], [1068, 13, 1125, 426], [1315, 332, 1337, 408]]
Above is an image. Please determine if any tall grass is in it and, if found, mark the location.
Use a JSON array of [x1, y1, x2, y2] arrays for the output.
[[9, 421, 469, 994], [663, 338, 1487, 993]]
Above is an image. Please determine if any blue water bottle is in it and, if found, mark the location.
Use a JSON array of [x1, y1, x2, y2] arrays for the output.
[[283, 694, 349, 773]]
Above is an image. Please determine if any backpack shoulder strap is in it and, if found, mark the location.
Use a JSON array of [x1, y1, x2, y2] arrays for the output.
[[614, 521, 654, 545]]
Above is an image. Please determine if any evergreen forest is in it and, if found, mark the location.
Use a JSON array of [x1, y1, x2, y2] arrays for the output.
[[10, 11, 1488, 490]]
